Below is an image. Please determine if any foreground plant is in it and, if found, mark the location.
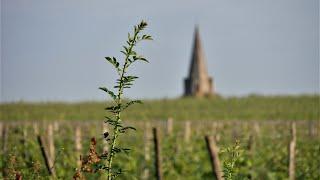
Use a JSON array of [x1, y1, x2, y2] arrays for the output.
[[74, 20, 152, 179], [221, 140, 243, 180], [103, 20, 152, 179]]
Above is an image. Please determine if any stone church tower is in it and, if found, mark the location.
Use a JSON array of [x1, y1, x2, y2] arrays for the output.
[[184, 27, 214, 97]]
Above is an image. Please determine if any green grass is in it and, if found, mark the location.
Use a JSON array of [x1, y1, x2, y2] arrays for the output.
[[1, 95, 319, 179], [1, 95, 319, 121]]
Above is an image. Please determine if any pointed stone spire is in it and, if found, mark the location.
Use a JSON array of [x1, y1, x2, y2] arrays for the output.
[[189, 26, 209, 81], [184, 26, 214, 97]]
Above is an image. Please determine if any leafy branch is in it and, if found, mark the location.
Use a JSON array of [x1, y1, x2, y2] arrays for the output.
[[221, 140, 243, 180], [100, 20, 152, 180]]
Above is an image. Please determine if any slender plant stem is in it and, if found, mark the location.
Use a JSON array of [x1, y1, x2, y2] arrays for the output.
[[107, 31, 138, 180]]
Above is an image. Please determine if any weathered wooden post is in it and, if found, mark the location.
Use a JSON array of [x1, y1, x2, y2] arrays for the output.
[[232, 121, 240, 140], [211, 122, 221, 142], [289, 122, 296, 180], [318, 121, 320, 136], [166, 117, 173, 135], [0, 122, 3, 145], [153, 127, 163, 180], [308, 120, 317, 137], [47, 123, 55, 164], [75, 126, 82, 167], [184, 121, 191, 143], [37, 135, 56, 176], [144, 122, 151, 161], [205, 135, 223, 180], [53, 121, 59, 132], [33, 122, 39, 135], [0, 122, 2, 139], [215, 134, 221, 143], [211, 122, 217, 133], [253, 122, 260, 136], [142, 122, 151, 179], [247, 134, 254, 152]]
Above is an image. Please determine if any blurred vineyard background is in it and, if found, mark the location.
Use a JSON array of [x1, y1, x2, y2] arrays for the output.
[[1, 95, 319, 121], [0, 95, 319, 179]]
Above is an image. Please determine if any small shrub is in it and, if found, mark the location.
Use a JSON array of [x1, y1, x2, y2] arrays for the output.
[[74, 20, 152, 180]]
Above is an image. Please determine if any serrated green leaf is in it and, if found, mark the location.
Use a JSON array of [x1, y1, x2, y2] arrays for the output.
[[132, 55, 149, 63], [99, 87, 117, 100], [139, 57, 149, 63], [121, 100, 142, 111], [105, 56, 121, 73], [120, 50, 126, 55], [123, 46, 129, 53], [105, 104, 121, 113], [138, 21, 147, 30], [119, 126, 137, 133], [104, 116, 118, 126], [123, 76, 139, 83], [121, 148, 131, 154], [142, 34, 153, 40]]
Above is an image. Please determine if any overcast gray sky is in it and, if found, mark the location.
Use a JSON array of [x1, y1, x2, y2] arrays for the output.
[[1, 0, 319, 102]]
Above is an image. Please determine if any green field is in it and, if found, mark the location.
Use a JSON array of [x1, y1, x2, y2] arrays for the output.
[[1, 120, 319, 179], [1, 95, 319, 121], [0, 95, 319, 179]]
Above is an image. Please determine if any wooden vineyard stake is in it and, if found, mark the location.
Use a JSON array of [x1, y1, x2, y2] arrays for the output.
[[184, 121, 191, 143], [22, 125, 28, 159], [248, 122, 256, 153], [37, 135, 56, 176], [166, 117, 173, 135], [289, 122, 296, 180], [143, 122, 151, 179], [318, 121, 320, 136], [153, 127, 163, 180], [47, 123, 55, 165], [0, 122, 2, 139], [247, 134, 255, 153], [33, 122, 39, 135], [211, 122, 221, 142], [211, 122, 217, 133], [232, 121, 240, 140], [54, 121, 60, 132], [205, 135, 223, 180], [144, 122, 151, 161], [75, 126, 82, 167], [246, 133, 255, 179], [0, 122, 3, 149], [215, 134, 221, 143], [253, 122, 260, 136], [308, 120, 317, 138]]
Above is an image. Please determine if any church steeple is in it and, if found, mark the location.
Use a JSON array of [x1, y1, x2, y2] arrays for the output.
[[184, 26, 214, 97]]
